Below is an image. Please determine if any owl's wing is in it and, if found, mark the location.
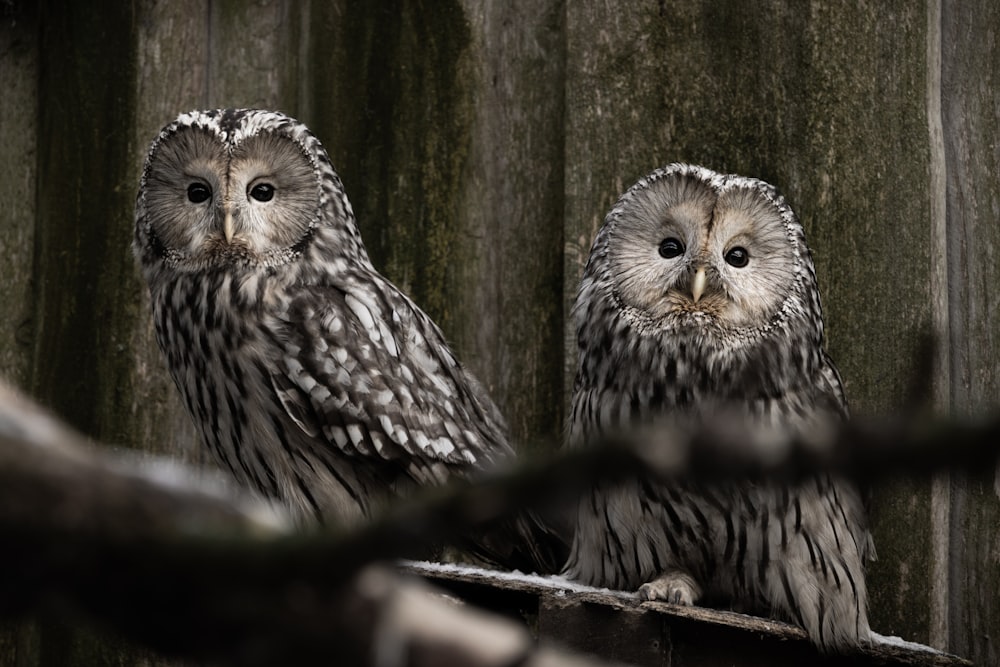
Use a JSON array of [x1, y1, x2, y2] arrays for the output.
[[818, 350, 849, 419], [816, 350, 878, 562], [264, 276, 512, 486]]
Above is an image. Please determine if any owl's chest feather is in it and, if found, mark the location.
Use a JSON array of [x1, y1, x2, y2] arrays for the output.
[[571, 304, 827, 444], [150, 270, 386, 520], [151, 271, 284, 490]]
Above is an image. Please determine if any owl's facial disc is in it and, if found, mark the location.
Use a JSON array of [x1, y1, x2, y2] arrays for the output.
[[607, 175, 795, 331], [143, 125, 319, 268]]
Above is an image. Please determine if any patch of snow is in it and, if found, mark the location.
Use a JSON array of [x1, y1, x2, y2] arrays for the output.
[[109, 448, 292, 532], [870, 632, 942, 654], [401, 560, 636, 600]]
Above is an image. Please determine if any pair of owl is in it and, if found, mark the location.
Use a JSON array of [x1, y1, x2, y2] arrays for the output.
[[134, 109, 872, 651]]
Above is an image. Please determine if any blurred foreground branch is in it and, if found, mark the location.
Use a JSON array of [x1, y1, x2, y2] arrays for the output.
[[0, 382, 610, 667], [0, 380, 997, 664], [355, 409, 1000, 563]]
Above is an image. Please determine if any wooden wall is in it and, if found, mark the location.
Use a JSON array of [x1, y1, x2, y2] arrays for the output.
[[0, 1, 997, 664]]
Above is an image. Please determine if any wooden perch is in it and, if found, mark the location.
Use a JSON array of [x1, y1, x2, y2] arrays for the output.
[[405, 561, 973, 667]]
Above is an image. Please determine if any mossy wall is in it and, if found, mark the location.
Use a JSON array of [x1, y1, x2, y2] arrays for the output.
[[0, 0, 997, 664]]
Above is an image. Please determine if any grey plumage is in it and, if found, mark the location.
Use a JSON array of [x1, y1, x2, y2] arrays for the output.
[[134, 108, 562, 572], [562, 164, 872, 650]]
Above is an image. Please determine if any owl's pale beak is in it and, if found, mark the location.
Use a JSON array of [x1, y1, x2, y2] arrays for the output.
[[223, 209, 235, 243], [691, 266, 707, 303]]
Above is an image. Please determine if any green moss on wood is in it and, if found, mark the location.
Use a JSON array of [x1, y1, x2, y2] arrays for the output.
[[30, 4, 161, 661], [0, 0, 39, 389], [209, 0, 302, 112], [306, 0, 472, 336], [32, 2, 142, 442]]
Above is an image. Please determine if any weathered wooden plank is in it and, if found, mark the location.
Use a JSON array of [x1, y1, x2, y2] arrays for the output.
[[208, 0, 301, 112], [406, 561, 972, 667], [451, 0, 566, 449], [32, 1, 141, 448], [941, 0, 1000, 664], [0, 4, 39, 390], [301, 0, 476, 358], [1, 6, 50, 667], [563, 0, 937, 648]]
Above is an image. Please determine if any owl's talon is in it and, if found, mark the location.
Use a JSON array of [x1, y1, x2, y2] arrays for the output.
[[638, 572, 701, 606]]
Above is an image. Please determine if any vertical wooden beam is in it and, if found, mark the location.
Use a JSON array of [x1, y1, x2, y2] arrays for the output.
[[941, 0, 1000, 663], [30, 3, 183, 662], [0, 0, 38, 391], [208, 0, 301, 113], [0, 0, 41, 635], [452, 0, 566, 449], [32, 1, 141, 445], [301, 0, 474, 345], [926, 0, 951, 652]]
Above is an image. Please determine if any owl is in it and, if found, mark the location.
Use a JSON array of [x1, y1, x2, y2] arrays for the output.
[[133, 108, 563, 573], [561, 164, 873, 651]]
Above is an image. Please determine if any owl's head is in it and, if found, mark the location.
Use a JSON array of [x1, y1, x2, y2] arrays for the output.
[[583, 164, 822, 340], [135, 109, 368, 277]]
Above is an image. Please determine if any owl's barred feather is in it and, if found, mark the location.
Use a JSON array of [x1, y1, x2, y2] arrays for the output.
[[134, 108, 564, 573], [563, 164, 872, 651]]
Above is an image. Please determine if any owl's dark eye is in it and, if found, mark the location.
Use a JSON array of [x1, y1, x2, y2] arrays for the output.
[[658, 237, 685, 259], [186, 183, 211, 204], [725, 246, 749, 268], [249, 183, 275, 202]]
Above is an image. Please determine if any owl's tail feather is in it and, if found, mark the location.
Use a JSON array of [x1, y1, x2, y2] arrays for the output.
[[768, 546, 871, 652]]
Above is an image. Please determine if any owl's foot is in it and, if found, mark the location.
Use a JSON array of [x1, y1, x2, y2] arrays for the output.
[[638, 571, 702, 605]]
